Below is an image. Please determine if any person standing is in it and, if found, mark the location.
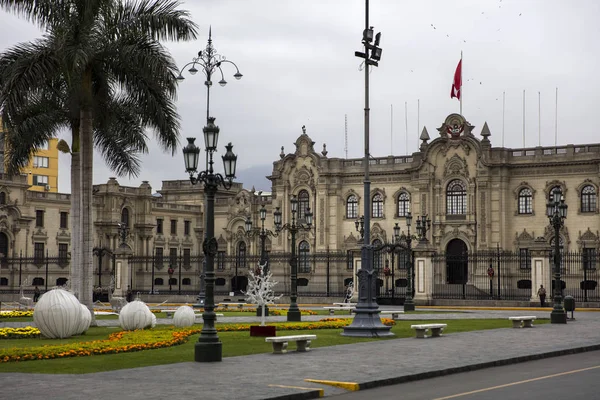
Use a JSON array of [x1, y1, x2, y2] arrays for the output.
[[537, 284, 547, 307], [33, 286, 41, 302]]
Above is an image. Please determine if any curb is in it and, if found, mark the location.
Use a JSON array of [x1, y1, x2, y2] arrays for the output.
[[357, 343, 600, 391]]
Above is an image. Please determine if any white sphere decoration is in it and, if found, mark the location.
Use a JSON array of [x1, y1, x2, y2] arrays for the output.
[[173, 306, 195, 328], [119, 300, 153, 331], [75, 303, 92, 334], [33, 289, 82, 338], [150, 313, 157, 328]]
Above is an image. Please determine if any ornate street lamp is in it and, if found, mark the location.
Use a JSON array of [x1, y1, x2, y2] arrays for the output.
[[273, 195, 313, 322], [355, 215, 365, 240], [416, 214, 431, 242], [177, 28, 243, 336], [176, 28, 243, 125], [92, 246, 112, 290], [183, 122, 238, 363], [245, 205, 278, 316], [402, 212, 415, 311], [343, 0, 392, 337], [546, 188, 568, 324]]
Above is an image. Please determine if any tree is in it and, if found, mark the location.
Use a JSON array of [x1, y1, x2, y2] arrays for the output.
[[244, 261, 282, 326], [0, 0, 197, 314]]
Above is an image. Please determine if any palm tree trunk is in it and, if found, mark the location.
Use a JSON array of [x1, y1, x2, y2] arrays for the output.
[[70, 129, 81, 300], [80, 67, 95, 323]]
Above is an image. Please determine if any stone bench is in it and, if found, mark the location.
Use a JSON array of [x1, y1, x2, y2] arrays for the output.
[[380, 310, 404, 319], [324, 306, 354, 315], [217, 302, 246, 310], [410, 323, 447, 338], [333, 302, 357, 307], [509, 316, 537, 328], [265, 334, 317, 354]]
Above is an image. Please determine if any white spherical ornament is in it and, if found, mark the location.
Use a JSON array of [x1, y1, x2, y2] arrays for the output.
[[150, 313, 157, 328], [173, 306, 195, 327], [75, 303, 92, 334], [119, 300, 153, 331], [33, 289, 83, 338]]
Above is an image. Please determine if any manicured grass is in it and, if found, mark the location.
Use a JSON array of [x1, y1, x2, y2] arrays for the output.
[[0, 318, 549, 373]]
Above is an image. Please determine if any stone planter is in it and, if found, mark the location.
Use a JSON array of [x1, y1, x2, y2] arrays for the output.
[[250, 325, 276, 337]]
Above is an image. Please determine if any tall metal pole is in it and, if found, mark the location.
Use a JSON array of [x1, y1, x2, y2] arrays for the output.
[[404, 228, 415, 311], [288, 216, 301, 322], [343, 0, 393, 337]]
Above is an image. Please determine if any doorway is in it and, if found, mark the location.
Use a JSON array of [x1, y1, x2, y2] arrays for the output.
[[446, 239, 468, 284]]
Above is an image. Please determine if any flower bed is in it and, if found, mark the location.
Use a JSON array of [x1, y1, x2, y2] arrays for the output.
[[0, 311, 34, 319], [0, 327, 41, 339], [0, 318, 394, 363]]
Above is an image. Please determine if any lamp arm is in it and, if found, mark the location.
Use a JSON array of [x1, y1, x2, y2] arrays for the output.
[[219, 59, 242, 73]]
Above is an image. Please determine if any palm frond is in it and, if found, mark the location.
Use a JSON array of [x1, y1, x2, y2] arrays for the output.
[[0, 0, 73, 30]]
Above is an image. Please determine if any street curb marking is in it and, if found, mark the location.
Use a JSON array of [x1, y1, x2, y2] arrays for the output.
[[268, 384, 324, 398], [354, 344, 600, 392], [304, 379, 360, 391]]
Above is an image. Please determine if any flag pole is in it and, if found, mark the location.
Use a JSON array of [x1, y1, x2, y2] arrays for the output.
[[390, 104, 393, 155], [538, 91, 541, 146], [460, 51, 463, 115], [404, 101, 408, 155], [502, 91, 505, 147], [522, 89, 526, 148], [555, 87, 558, 146], [417, 99, 420, 150]]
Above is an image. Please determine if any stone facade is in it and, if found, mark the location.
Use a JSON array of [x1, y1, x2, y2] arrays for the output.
[[1, 113, 599, 297]]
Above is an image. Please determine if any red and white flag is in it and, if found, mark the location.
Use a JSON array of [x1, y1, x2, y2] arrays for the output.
[[450, 59, 462, 100]]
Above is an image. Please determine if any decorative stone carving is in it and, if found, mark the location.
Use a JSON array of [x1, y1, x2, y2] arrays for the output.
[[118, 300, 154, 331], [443, 154, 469, 178], [516, 229, 534, 243], [173, 305, 196, 327], [33, 289, 84, 339]]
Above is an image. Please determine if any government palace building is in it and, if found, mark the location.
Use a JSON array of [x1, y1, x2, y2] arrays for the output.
[[1, 113, 599, 304]]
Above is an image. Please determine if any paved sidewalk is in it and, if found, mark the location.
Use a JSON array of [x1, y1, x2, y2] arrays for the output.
[[1, 309, 600, 400]]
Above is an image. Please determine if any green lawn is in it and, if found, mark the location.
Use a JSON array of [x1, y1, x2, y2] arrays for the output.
[[0, 318, 549, 374]]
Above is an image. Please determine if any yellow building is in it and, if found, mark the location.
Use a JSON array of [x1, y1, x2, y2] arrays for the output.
[[23, 138, 59, 193]]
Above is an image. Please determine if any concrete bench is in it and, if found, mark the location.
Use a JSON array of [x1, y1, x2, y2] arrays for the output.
[[410, 323, 447, 338], [324, 306, 354, 315], [509, 316, 537, 328], [380, 310, 404, 319], [333, 302, 357, 307], [265, 334, 317, 354], [217, 302, 246, 310], [195, 313, 224, 318]]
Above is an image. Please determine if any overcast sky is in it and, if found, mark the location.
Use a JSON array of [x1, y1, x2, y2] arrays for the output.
[[1, 0, 599, 193]]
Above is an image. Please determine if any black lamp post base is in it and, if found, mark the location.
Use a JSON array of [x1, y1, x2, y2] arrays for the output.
[[550, 309, 567, 324], [403, 299, 415, 312], [287, 309, 302, 322], [341, 311, 394, 337], [194, 341, 223, 362]]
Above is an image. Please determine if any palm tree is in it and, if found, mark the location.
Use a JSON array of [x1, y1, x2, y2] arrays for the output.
[[0, 0, 197, 312]]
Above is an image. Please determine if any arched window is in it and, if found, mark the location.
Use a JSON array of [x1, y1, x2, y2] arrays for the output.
[[121, 208, 130, 227], [581, 185, 597, 213], [32, 277, 44, 286], [372, 239, 383, 271], [0, 192, 6, 205], [372, 193, 384, 218], [397, 192, 410, 217], [298, 190, 310, 220], [518, 188, 533, 214], [182, 278, 191, 285], [0, 277, 8, 286], [56, 277, 68, 286], [168, 278, 177, 285], [299, 240, 310, 273], [346, 195, 358, 219], [446, 180, 466, 215], [154, 278, 164, 285], [236, 242, 247, 270]]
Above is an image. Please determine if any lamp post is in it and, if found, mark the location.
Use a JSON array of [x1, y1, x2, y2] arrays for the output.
[[416, 214, 431, 243], [245, 205, 278, 316], [183, 121, 238, 362], [273, 195, 313, 322], [176, 28, 243, 125], [402, 213, 416, 311], [355, 215, 365, 240], [117, 222, 129, 247], [343, 0, 391, 337], [546, 189, 568, 324]]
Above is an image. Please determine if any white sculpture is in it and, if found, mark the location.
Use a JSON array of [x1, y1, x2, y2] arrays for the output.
[[75, 303, 92, 334], [150, 313, 157, 328], [18, 279, 34, 310], [118, 300, 153, 331], [173, 305, 195, 328], [33, 289, 84, 338], [244, 261, 282, 326]]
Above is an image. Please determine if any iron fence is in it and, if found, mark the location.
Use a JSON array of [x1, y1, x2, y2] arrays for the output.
[[548, 252, 600, 302], [432, 250, 532, 300]]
